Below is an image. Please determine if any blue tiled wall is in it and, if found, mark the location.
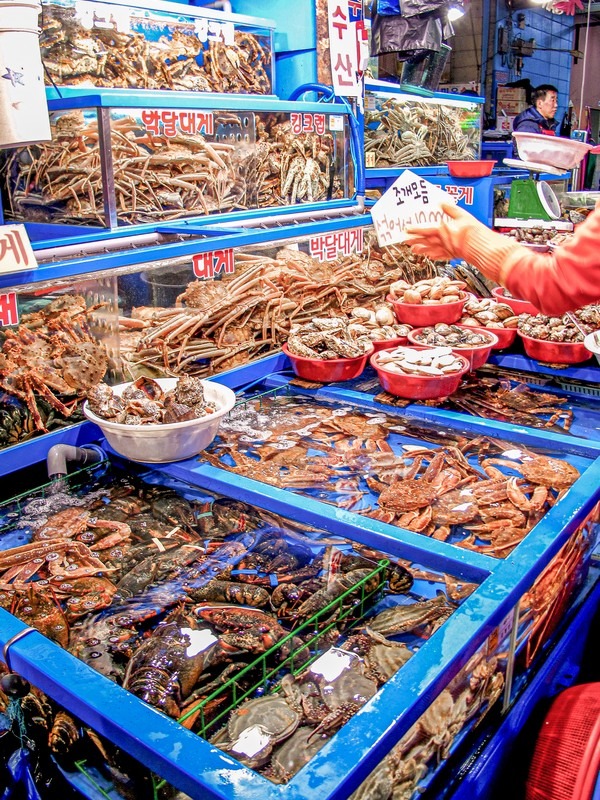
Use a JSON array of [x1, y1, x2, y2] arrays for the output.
[[494, 3, 574, 124]]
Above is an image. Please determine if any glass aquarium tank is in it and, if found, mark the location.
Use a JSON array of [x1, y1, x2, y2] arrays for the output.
[[364, 80, 483, 168], [39, 0, 274, 94], [0, 460, 491, 794], [1, 97, 353, 228]]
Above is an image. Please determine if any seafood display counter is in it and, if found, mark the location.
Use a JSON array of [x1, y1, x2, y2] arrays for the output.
[[0, 89, 356, 233], [363, 81, 484, 169], [1, 210, 600, 799], [363, 82, 494, 225], [0, 213, 378, 462], [2, 212, 600, 463], [1, 352, 600, 800]]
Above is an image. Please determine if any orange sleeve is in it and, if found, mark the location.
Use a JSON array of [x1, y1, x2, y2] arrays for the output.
[[499, 208, 600, 315]]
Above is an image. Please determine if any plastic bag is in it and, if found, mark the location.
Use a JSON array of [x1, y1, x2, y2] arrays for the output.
[[371, 0, 448, 16], [370, 11, 444, 58]]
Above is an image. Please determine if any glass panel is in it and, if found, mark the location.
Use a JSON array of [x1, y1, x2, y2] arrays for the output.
[[0, 108, 107, 227], [365, 89, 482, 167], [1, 107, 352, 227], [40, 0, 273, 94], [349, 636, 507, 799], [0, 276, 118, 450], [508, 507, 599, 698]]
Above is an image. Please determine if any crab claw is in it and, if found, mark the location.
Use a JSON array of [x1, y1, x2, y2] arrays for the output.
[[130, 376, 165, 403]]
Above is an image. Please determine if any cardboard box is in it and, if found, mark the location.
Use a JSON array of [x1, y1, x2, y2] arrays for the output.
[[498, 100, 528, 116], [495, 115, 517, 134], [497, 86, 527, 103], [496, 86, 527, 117]]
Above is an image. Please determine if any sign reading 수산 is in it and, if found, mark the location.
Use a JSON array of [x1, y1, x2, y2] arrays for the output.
[[370, 170, 455, 247]]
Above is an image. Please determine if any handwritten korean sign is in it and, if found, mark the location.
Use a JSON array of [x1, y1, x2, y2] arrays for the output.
[[327, 0, 363, 97], [370, 171, 454, 248], [0, 225, 37, 276], [192, 249, 235, 280]]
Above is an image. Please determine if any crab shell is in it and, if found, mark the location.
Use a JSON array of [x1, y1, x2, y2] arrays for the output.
[[227, 695, 300, 745]]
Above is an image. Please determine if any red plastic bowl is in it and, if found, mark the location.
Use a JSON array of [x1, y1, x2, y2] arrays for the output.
[[492, 286, 540, 316], [370, 346, 470, 400], [387, 293, 467, 327], [458, 322, 518, 350], [370, 334, 410, 352], [407, 327, 498, 371], [282, 342, 374, 382], [518, 332, 592, 364], [447, 160, 496, 178]]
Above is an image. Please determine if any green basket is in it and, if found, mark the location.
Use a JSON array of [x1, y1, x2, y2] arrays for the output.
[[179, 558, 389, 738]]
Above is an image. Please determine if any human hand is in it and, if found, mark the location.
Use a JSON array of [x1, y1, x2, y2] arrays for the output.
[[404, 202, 487, 262]]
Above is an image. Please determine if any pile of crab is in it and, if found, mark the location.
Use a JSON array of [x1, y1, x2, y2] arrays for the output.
[[286, 317, 375, 360], [204, 395, 581, 558], [118, 241, 441, 378], [0, 296, 108, 435], [209, 592, 455, 783]]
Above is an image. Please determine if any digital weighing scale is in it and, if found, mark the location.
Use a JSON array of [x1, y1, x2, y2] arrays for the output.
[[503, 157, 565, 221]]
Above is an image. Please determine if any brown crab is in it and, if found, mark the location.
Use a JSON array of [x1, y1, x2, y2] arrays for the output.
[[262, 726, 329, 783], [0, 298, 108, 431], [212, 695, 301, 770]]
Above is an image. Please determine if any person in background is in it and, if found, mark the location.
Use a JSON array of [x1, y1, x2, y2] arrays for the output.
[[403, 201, 600, 316], [511, 84, 559, 157], [512, 84, 560, 137]]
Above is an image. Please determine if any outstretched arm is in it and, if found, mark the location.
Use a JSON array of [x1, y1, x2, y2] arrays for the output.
[[404, 203, 600, 316], [404, 202, 522, 277]]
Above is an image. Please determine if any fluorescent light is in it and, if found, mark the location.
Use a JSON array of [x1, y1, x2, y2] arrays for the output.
[[447, 2, 466, 20]]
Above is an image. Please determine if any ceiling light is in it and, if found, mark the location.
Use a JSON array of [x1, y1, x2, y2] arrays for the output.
[[448, 1, 466, 20]]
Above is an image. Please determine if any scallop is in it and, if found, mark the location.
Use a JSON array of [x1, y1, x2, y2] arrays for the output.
[[375, 306, 395, 326]]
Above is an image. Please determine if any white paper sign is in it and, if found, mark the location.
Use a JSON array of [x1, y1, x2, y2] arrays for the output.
[[370, 171, 455, 248], [231, 725, 270, 758], [181, 627, 218, 656], [309, 647, 355, 682], [328, 0, 362, 97], [0, 225, 37, 275]]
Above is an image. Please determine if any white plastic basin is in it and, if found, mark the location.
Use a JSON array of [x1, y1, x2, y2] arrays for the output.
[[83, 378, 236, 463], [583, 331, 600, 366], [512, 133, 593, 170]]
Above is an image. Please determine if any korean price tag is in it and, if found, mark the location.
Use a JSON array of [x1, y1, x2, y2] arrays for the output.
[[370, 171, 454, 248], [0, 224, 37, 276], [0, 293, 18, 328]]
